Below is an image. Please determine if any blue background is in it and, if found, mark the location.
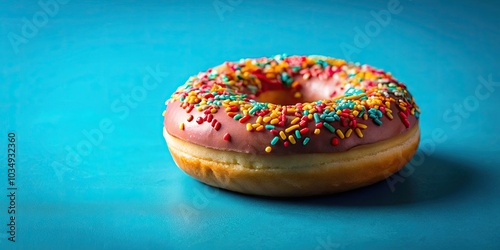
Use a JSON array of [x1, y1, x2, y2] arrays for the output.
[[1, 0, 499, 249]]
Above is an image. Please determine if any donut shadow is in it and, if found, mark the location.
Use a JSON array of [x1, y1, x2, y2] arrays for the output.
[[217, 152, 480, 206]]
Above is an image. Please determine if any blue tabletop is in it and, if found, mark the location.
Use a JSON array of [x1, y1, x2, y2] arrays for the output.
[[1, 0, 499, 249]]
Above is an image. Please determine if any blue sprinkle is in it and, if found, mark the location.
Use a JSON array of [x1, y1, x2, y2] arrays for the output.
[[313, 113, 320, 123], [271, 136, 279, 145], [295, 130, 301, 139], [323, 122, 335, 133], [265, 125, 275, 130], [303, 137, 310, 145]]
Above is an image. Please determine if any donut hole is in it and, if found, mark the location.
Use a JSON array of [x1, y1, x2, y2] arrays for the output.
[[254, 78, 342, 105], [255, 89, 304, 105]]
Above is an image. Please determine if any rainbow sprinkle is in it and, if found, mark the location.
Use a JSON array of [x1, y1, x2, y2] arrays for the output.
[[165, 54, 420, 153]]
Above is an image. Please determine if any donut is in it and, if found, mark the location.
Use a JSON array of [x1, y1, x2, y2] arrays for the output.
[[163, 55, 420, 197]]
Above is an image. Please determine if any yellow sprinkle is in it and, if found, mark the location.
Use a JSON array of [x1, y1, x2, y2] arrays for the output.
[[357, 123, 367, 129], [345, 128, 353, 138], [387, 112, 393, 120], [196, 107, 203, 111], [385, 101, 391, 108], [252, 124, 260, 128], [256, 125, 264, 132], [179, 123, 184, 130], [162, 110, 166, 116], [314, 128, 320, 135], [279, 131, 286, 140], [270, 113, 279, 119], [288, 135, 296, 144], [363, 113, 368, 120], [291, 117, 300, 125], [308, 114, 313, 120], [270, 118, 279, 125], [225, 107, 231, 112], [246, 123, 253, 131], [353, 110, 359, 117], [211, 108, 217, 113], [344, 94, 366, 100], [336, 129, 345, 139], [285, 125, 300, 133], [265, 146, 272, 153], [332, 95, 346, 101], [399, 106, 407, 111], [256, 116, 263, 124], [263, 116, 272, 123], [294, 92, 302, 98], [411, 108, 415, 115], [355, 128, 364, 138]]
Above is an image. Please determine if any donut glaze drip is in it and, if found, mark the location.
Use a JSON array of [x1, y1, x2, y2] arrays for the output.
[[163, 55, 420, 154]]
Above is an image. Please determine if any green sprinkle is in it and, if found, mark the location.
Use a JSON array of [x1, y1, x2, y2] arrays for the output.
[[271, 136, 279, 145], [313, 113, 320, 123], [295, 130, 301, 139], [374, 118, 383, 125], [323, 122, 335, 133], [265, 125, 275, 130], [303, 137, 310, 145], [324, 116, 335, 122], [233, 114, 242, 120], [249, 106, 259, 115]]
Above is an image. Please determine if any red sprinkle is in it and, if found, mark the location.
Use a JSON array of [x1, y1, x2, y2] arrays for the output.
[[239, 114, 251, 123], [331, 137, 339, 146], [207, 114, 213, 122], [214, 122, 221, 131], [284, 141, 289, 147], [196, 117, 204, 124], [299, 121, 307, 127], [211, 119, 218, 127], [186, 104, 194, 113], [299, 128, 309, 134], [223, 133, 231, 141], [402, 119, 410, 128], [315, 123, 323, 128], [270, 129, 279, 135]]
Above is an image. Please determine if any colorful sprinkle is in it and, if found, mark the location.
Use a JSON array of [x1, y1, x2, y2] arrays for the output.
[[166, 55, 419, 154]]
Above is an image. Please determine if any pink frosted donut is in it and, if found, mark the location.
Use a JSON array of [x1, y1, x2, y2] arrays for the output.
[[163, 55, 420, 196]]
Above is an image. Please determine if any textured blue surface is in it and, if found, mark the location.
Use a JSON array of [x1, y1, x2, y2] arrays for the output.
[[1, 0, 500, 249]]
